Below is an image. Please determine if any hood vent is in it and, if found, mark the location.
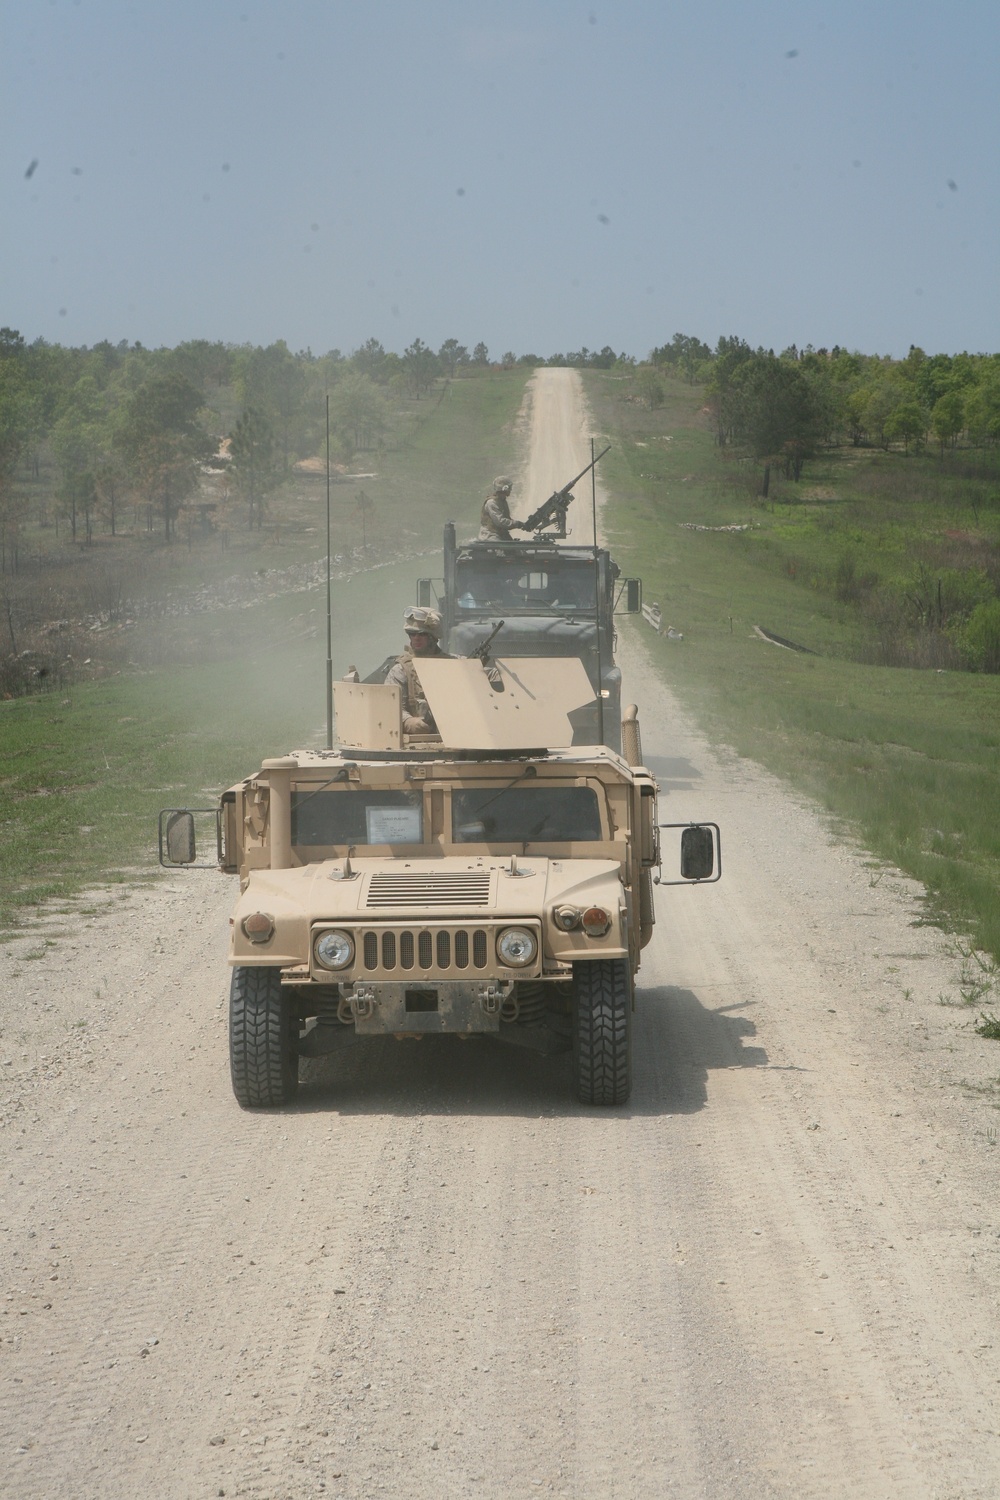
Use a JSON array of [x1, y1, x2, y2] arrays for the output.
[[364, 871, 493, 908]]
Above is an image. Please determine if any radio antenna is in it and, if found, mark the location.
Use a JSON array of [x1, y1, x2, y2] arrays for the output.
[[325, 393, 334, 749], [591, 436, 605, 746]]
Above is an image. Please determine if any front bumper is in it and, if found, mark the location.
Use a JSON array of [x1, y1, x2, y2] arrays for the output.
[[342, 977, 513, 1034]]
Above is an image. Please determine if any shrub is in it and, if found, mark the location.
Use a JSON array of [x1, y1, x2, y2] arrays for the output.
[[953, 598, 1000, 673]]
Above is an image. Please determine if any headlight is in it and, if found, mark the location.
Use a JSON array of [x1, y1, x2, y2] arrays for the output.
[[314, 929, 355, 970], [553, 905, 581, 932], [496, 926, 537, 967]]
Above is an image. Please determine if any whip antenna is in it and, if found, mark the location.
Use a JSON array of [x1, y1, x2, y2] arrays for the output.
[[325, 394, 333, 749], [591, 436, 605, 746]]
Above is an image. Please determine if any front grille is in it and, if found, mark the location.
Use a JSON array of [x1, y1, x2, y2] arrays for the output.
[[327, 921, 541, 980], [362, 926, 485, 975], [365, 871, 493, 908]]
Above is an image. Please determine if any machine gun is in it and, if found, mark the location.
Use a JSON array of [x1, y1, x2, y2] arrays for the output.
[[520, 444, 611, 539], [468, 619, 505, 666]]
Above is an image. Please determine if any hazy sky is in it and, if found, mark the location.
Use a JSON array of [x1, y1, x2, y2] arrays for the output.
[[4, 0, 998, 359]]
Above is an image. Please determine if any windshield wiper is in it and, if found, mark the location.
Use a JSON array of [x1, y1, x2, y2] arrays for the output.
[[465, 764, 538, 819]]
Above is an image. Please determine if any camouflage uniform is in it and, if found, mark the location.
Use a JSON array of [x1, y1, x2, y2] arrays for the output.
[[479, 476, 522, 541], [385, 607, 453, 732]]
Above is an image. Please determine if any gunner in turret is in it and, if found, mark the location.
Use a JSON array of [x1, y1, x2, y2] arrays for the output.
[[385, 606, 454, 734], [479, 476, 527, 541]]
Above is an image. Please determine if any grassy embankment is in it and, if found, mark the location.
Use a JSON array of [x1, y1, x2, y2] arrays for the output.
[[586, 371, 1000, 962], [0, 370, 530, 934]]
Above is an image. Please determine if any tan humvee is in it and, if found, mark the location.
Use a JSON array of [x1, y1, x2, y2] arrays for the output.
[[160, 656, 719, 1108]]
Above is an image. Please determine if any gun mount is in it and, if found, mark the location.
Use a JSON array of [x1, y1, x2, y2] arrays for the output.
[[521, 444, 611, 539]]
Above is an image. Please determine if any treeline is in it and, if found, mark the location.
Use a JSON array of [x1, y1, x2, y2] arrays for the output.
[[642, 332, 1000, 490], [0, 327, 640, 568], [4, 322, 1000, 570]]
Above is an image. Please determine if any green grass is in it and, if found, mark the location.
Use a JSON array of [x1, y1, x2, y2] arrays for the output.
[[1, 371, 530, 933], [585, 370, 1000, 957]]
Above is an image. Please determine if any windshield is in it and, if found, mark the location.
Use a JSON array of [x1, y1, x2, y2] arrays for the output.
[[452, 786, 602, 843], [291, 790, 422, 846], [455, 559, 598, 614]]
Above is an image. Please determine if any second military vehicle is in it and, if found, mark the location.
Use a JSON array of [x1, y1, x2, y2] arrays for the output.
[[412, 453, 642, 751]]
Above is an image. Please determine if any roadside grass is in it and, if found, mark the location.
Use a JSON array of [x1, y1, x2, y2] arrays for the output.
[[0, 550, 422, 934], [0, 653, 309, 933], [585, 371, 1000, 958], [1, 373, 529, 933]]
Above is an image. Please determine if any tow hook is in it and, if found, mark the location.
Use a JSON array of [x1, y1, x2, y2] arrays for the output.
[[349, 986, 376, 1020], [478, 984, 504, 1015]]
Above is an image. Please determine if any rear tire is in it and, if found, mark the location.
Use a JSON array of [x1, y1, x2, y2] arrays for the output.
[[572, 958, 632, 1106], [229, 966, 299, 1108]]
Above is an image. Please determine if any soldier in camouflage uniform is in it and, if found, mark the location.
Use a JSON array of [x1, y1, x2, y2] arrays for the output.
[[385, 606, 454, 733], [479, 476, 526, 541]]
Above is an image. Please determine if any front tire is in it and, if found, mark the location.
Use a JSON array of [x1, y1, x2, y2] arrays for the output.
[[572, 958, 632, 1106], [229, 966, 299, 1108]]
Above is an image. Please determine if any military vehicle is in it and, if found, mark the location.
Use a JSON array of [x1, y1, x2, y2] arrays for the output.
[[160, 655, 720, 1111], [398, 453, 643, 751]]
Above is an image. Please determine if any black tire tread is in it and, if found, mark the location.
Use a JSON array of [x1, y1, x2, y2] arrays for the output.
[[229, 966, 298, 1108], [573, 957, 632, 1106]]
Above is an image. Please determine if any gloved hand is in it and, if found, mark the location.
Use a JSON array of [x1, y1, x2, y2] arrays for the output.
[[403, 714, 432, 734]]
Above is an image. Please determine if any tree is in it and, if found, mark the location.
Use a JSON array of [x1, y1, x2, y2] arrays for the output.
[[352, 338, 389, 382], [169, 339, 234, 391], [57, 469, 98, 545], [329, 373, 388, 452], [730, 352, 824, 484], [438, 339, 468, 378], [883, 402, 927, 454], [705, 336, 752, 446], [965, 373, 1000, 447], [931, 391, 964, 453], [472, 342, 489, 366], [0, 343, 38, 572], [650, 332, 712, 382], [52, 375, 105, 538], [859, 380, 905, 450], [402, 338, 438, 397], [117, 373, 212, 541], [232, 341, 307, 468], [229, 407, 281, 529]]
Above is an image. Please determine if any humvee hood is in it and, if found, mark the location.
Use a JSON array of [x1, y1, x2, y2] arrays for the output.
[[229, 856, 625, 965]]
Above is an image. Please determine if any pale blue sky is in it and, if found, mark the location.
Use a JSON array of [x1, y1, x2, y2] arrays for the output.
[[4, 0, 997, 358]]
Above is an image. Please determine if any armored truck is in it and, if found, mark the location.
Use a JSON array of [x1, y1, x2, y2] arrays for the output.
[[413, 522, 641, 751], [160, 655, 719, 1110]]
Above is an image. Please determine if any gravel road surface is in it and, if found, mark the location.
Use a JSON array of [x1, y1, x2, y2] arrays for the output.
[[2, 369, 999, 1499]]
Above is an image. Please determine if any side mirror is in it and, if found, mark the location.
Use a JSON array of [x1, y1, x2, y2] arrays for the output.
[[163, 810, 196, 865], [416, 577, 432, 608], [157, 807, 224, 869], [656, 821, 722, 885], [625, 578, 641, 614], [681, 824, 714, 880]]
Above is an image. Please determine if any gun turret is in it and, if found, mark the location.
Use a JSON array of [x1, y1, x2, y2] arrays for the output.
[[521, 444, 611, 538], [468, 619, 505, 666]]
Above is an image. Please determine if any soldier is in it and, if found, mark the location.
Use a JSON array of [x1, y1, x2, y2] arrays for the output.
[[385, 606, 454, 733], [479, 475, 527, 541]]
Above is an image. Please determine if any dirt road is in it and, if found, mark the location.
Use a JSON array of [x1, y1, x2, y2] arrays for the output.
[[3, 369, 1000, 1499]]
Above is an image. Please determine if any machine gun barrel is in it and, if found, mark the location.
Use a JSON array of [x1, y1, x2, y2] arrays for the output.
[[468, 619, 505, 665], [522, 444, 611, 536]]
